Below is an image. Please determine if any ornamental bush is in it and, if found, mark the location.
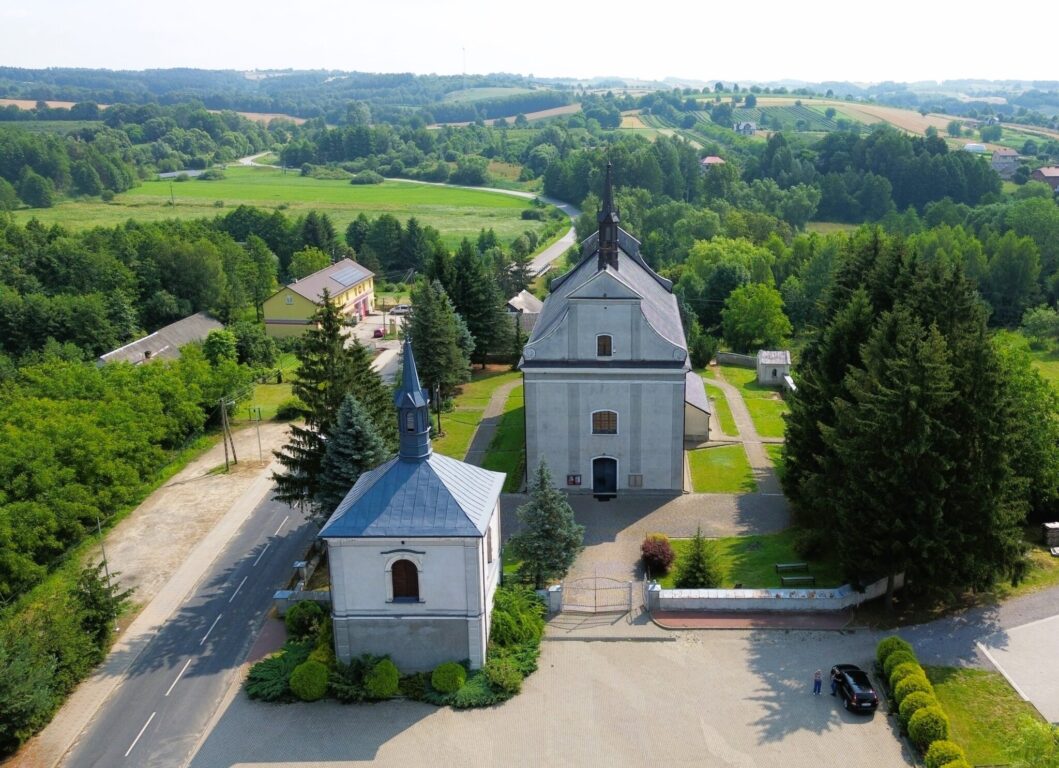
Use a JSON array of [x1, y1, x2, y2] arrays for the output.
[[245, 642, 311, 702], [483, 656, 523, 694], [289, 660, 329, 702], [894, 674, 935, 706], [364, 658, 400, 699], [876, 636, 914, 667], [889, 661, 923, 690], [490, 587, 545, 648], [925, 740, 967, 768], [884, 649, 919, 679], [431, 662, 467, 694], [908, 706, 950, 751], [898, 690, 937, 727], [285, 600, 324, 640], [641, 533, 675, 575], [939, 760, 972, 768]]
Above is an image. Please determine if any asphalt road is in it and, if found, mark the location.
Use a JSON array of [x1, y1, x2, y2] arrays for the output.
[[61, 496, 315, 768]]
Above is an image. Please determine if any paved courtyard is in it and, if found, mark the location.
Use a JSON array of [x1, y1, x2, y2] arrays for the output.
[[189, 629, 912, 768], [977, 613, 1059, 722]]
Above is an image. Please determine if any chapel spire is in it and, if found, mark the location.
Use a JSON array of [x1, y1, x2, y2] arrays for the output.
[[597, 161, 620, 271], [394, 338, 431, 461]]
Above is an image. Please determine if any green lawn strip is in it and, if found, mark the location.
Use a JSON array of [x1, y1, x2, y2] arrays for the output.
[[925, 666, 1043, 765], [764, 443, 785, 483], [481, 386, 526, 492], [655, 529, 844, 589], [233, 382, 293, 423], [697, 371, 737, 437], [744, 397, 789, 438], [431, 370, 521, 460], [687, 445, 756, 493], [1029, 348, 1059, 394]]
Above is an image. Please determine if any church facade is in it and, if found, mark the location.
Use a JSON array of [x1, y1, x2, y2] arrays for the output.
[[520, 164, 707, 495], [319, 341, 505, 671]]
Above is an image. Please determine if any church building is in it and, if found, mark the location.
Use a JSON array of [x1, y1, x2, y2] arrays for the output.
[[319, 340, 505, 671], [520, 163, 708, 495]]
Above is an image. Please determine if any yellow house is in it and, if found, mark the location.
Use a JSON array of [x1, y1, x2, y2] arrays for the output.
[[263, 258, 375, 338]]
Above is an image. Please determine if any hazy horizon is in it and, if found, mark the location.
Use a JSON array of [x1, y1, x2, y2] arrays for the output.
[[3, 0, 1057, 85]]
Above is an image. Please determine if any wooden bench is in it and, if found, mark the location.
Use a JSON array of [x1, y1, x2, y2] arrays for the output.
[[774, 562, 809, 574], [780, 575, 816, 587]]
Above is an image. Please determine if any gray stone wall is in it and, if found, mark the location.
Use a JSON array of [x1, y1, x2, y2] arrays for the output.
[[332, 617, 474, 671]]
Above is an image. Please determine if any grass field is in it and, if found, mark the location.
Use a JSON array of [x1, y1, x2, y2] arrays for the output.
[[687, 444, 756, 493], [925, 667, 1042, 765], [481, 384, 525, 492], [1029, 347, 1059, 393], [232, 352, 300, 424], [718, 364, 789, 438], [432, 369, 521, 461], [11, 165, 550, 249], [655, 529, 843, 589], [806, 221, 859, 235], [442, 86, 536, 103]]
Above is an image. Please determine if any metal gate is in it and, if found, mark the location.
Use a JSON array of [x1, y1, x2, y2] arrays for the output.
[[561, 576, 632, 614]]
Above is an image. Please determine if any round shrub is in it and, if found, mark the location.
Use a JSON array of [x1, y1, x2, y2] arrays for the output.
[[431, 662, 467, 694], [894, 674, 935, 706], [285, 600, 324, 639], [877, 636, 914, 667], [884, 649, 919, 679], [898, 690, 937, 727], [483, 656, 523, 694], [364, 658, 399, 699], [289, 660, 329, 702], [890, 661, 923, 690], [308, 644, 335, 668], [925, 740, 967, 768], [275, 396, 308, 421], [908, 706, 950, 751], [641, 533, 675, 575]]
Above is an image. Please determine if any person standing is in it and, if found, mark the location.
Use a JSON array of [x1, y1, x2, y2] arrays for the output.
[[813, 669, 822, 695], [830, 669, 840, 696]]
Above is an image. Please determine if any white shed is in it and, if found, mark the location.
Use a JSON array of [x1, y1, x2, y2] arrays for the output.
[[756, 350, 791, 386]]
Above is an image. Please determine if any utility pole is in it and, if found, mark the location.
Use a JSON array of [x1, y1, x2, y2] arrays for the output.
[[220, 398, 230, 472], [97, 515, 119, 632], [225, 399, 238, 465], [250, 405, 264, 461]]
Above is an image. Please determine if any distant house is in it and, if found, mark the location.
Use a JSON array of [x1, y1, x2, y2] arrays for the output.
[[700, 156, 726, 172], [505, 289, 544, 334], [734, 122, 756, 136], [97, 312, 223, 365], [262, 258, 374, 338], [1031, 166, 1059, 191], [756, 350, 791, 387], [991, 148, 1019, 179]]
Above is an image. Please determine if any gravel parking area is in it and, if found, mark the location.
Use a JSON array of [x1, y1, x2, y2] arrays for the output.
[[190, 629, 913, 768]]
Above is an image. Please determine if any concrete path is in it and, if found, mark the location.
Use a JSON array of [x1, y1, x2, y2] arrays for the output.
[[464, 378, 522, 467], [709, 370, 783, 495]]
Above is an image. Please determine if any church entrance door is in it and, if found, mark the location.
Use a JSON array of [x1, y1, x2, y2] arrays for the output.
[[592, 457, 617, 497]]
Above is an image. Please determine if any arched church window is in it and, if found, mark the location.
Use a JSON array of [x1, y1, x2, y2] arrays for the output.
[[391, 559, 419, 601]]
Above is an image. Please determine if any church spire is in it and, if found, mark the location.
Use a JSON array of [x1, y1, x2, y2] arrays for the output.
[[597, 161, 620, 271], [394, 338, 431, 461]]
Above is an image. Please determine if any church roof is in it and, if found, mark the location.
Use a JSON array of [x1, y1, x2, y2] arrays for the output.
[[685, 370, 711, 415], [318, 452, 504, 538]]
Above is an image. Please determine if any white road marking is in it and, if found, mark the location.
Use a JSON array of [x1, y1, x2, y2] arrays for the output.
[[165, 658, 193, 697], [977, 641, 1033, 702], [273, 515, 290, 536], [125, 711, 156, 757], [228, 576, 248, 603], [252, 542, 270, 566], [200, 614, 222, 645]]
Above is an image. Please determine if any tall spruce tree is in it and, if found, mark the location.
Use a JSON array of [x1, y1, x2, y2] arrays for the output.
[[409, 279, 471, 401], [511, 461, 585, 588], [314, 394, 389, 515], [449, 238, 509, 366], [273, 290, 393, 510], [673, 526, 723, 589]]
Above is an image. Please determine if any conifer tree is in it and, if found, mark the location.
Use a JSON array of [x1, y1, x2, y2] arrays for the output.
[[449, 238, 509, 365], [511, 461, 585, 588], [674, 526, 723, 589], [314, 394, 389, 515], [409, 279, 471, 401]]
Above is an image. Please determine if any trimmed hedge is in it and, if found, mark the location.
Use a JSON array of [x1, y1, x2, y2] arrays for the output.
[[483, 656, 523, 694], [364, 658, 400, 699], [285, 601, 324, 640], [876, 636, 913, 667], [289, 660, 329, 702], [894, 674, 935, 706], [883, 649, 919, 679], [889, 661, 922, 690], [908, 706, 950, 751], [898, 690, 938, 727], [431, 662, 467, 694], [924, 740, 966, 768]]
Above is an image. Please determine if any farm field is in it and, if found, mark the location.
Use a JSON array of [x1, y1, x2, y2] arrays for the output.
[[0, 119, 103, 133], [0, 98, 306, 125], [431, 102, 581, 127], [9, 165, 551, 248], [442, 86, 536, 102]]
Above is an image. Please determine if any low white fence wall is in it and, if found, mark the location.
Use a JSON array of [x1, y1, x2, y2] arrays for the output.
[[648, 573, 904, 612], [716, 352, 756, 368]]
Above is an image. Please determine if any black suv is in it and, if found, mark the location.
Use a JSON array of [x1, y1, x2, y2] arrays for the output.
[[830, 664, 879, 713]]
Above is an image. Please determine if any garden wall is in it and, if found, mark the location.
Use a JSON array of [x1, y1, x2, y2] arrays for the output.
[[647, 573, 904, 612], [716, 352, 756, 367]]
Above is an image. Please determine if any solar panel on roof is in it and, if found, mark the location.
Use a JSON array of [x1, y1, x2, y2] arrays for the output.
[[332, 266, 362, 287]]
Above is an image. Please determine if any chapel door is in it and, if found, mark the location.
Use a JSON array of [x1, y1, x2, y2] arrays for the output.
[[592, 457, 618, 497]]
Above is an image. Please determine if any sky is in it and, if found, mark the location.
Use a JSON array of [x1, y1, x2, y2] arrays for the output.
[[2, 0, 1057, 84]]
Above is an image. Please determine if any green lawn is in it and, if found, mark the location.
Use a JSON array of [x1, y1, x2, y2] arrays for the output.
[[442, 86, 536, 103], [232, 351, 301, 424], [481, 385, 525, 492], [687, 445, 756, 493], [432, 370, 521, 460], [925, 667, 1043, 765], [656, 529, 844, 589], [764, 443, 786, 483], [699, 373, 737, 437], [1029, 347, 1059, 394], [718, 364, 789, 438], [12, 165, 551, 250]]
